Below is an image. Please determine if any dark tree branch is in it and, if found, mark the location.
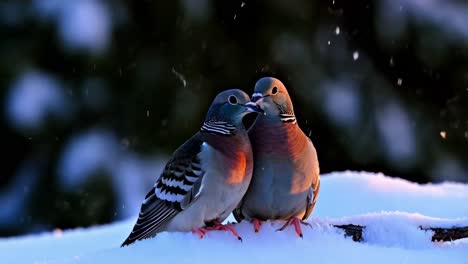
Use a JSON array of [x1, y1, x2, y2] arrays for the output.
[[333, 224, 365, 242], [333, 224, 468, 243], [420, 226, 468, 242]]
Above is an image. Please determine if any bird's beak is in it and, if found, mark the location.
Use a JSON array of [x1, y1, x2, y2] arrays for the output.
[[251, 92, 264, 103], [244, 102, 264, 114]]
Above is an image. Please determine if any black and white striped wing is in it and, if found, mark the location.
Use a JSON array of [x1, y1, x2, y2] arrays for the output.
[[154, 149, 205, 210], [121, 135, 205, 246]]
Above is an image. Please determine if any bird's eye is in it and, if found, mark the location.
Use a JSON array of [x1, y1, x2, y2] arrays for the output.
[[228, 95, 238, 105], [272, 86, 278, 95]]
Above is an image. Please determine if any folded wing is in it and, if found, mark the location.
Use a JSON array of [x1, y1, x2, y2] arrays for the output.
[[121, 135, 205, 246]]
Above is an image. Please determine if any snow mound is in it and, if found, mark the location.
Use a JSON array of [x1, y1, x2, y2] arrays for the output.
[[315, 171, 468, 218], [1, 171, 467, 264]]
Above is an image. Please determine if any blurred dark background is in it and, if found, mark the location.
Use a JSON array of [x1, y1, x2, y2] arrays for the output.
[[1, 0, 467, 237]]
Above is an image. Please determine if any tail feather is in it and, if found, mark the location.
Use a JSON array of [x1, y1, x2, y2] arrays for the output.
[[121, 236, 134, 247], [120, 194, 178, 247], [302, 177, 320, 221]]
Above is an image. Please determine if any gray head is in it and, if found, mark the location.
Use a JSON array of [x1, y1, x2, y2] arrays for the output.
[[251, 77, 296, 124], [201, 89, 262, 135]]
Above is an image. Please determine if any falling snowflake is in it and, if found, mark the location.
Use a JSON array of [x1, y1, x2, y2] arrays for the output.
[[353, 51, 359, 60], [440, 131, 447, 139]]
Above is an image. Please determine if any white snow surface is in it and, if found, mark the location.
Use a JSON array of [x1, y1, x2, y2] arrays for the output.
[[1, 171, 467, 264]]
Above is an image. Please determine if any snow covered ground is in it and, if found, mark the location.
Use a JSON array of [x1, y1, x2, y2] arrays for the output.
[[1, 171, 467, 264]]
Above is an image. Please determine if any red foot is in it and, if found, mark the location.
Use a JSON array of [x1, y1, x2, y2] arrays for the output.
[[252, 218, 262, 233], [277, 217, 311, 238], [204, 220, 243, 241], [192, 228, 208, 239]]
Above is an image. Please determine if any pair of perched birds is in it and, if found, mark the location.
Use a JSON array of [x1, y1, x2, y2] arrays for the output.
[[121, 77, 320, 246]]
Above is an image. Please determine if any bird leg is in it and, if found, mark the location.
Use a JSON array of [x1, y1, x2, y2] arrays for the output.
[[276, 217, 311, 238], [192, 228, 208, 239], [252, 218, 262, 233], [204, 219, 243, 241]]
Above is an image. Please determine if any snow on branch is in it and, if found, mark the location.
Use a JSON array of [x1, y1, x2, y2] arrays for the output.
[[333, 224, 468, 242]]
